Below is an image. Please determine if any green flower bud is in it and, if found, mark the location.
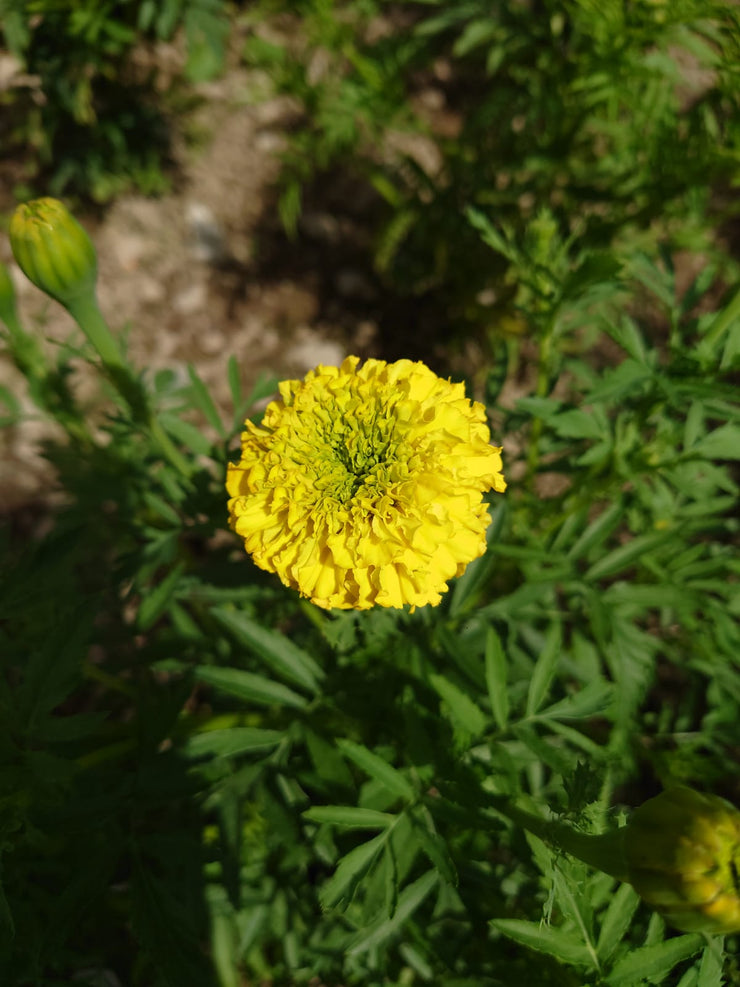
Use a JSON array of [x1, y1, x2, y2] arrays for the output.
[[9, 197, 97, 310], [624, 787, 740, 934]]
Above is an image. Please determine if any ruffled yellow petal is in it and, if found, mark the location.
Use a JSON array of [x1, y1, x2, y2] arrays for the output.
[[226, 356, 506, 610]]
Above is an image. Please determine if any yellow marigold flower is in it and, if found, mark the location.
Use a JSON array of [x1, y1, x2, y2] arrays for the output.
[[226, 356, 506, 610], [624, 786, 740, 934]]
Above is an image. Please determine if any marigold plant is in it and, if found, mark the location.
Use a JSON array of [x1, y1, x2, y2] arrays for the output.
[[226, 355, 506, 610]]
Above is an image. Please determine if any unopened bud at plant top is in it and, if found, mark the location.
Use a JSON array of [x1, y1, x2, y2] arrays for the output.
[[9, 197, 97, 310], [624, 786, 740, 934]]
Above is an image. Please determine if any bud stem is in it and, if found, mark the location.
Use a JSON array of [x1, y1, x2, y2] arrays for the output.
[[65, 293, 126, 371], [487, 794, 628, 881], [65, 293, 191, 477]]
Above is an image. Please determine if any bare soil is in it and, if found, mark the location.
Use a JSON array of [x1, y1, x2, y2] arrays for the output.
[[0, 41, 392, 509]]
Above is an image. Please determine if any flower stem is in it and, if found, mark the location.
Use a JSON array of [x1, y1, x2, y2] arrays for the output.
[[67, 293, 192, 478], [488, 793, 628, 881]]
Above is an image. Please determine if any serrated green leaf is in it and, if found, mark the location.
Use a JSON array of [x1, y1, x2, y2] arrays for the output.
[[577, 439, 613, 466], [721, 317, 740, 369], [485, 626, 509, 729], [677, 967, 699, 987], [337, 739, 415, 803], [513, 724, 574, 776], [319, 831, 389, 911], [227, 355, 242, 408], [304, 728, 355, 790], [606, 316, 648, 363], [142, 490, 181, 526], [536, 680, 614, 721], [210, 909, 240, 987], [697, 940, 725, 987], [491, 918, 594, 967], [683, 401, 705, 451], [596, 883, 640, 963], [346, 870, 438, 957], [131, 860, 217, 987], [159, 412, 212, 455], [302, 806, 396, 830], [211, 607, 323, 693], [567, 500, 625, 561], [429, 673, 487, 739], [184, 727, 283, 759], [410, 809, 458, 886], [526, 621, 562, 716], [551, 408, 606, 440], [187, 364, 224, 435], [586, 360, 653, 403], [137, 561, 186, 630], [605, 934, 704, 987], [453, 18, 499, 56], [584, 529, 675, 582], [194, 666, 307, 709], [689, 423, 740, 460], [466, 207, 518, 262]]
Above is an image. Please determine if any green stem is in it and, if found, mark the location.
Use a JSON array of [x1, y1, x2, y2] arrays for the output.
[[66, 292, 192, 478], [488, 794, 629, 882], [66, 292, 126, 370]]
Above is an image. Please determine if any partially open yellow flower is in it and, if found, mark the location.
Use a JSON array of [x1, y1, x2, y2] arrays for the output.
[[227, 356, 506, 610], [624, 787, 740, 934]]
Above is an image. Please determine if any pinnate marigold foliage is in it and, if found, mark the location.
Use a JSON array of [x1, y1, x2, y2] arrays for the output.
[[227, 356, 506, 610]]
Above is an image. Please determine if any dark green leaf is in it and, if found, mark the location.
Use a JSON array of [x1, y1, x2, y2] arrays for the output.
[[187, 364, 224, 435], [319, 831, 389, 911], [491, 919, 594, 967], [194, 665, 307, 709], [336, 739, 415, 803], [596, 883, 640, 963], [346, 870, 438, 957], [526, 621, 562, 716], [689, 424, 740, 460], [584, 530, 675, 582], [184, 727, 283, 759], [485, 626, 509, 729], [605, 934, 704, 986], [567, 500, 625, 561], [211, 607, 323, 692], [410, 808, 458, 886], [429, 673, 487, 739], [159, 412, 212, 456], [138, 562, 186, 630], [302, 806, 396, 830]]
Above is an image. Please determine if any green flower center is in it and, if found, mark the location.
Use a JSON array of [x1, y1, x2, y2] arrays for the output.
[[309, 402, 407, 507]]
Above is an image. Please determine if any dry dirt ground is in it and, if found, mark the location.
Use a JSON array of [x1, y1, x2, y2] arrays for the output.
[[0, 40, 397, 510]]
